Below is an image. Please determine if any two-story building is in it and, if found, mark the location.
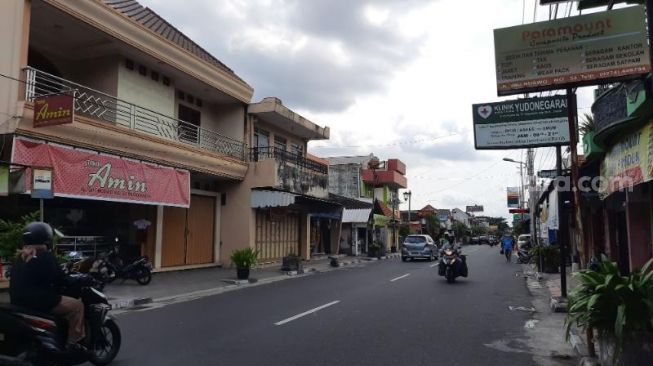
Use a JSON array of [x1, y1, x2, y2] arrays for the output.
[[0, 0, 254, 270], [219, 97, 339, 262], [328, 154, 407, 254]]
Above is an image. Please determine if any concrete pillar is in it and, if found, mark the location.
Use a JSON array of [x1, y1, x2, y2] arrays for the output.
[[331, 218, 342, 255], [299, 213, 310, 260], [154, 205, 163, 269], [626, 189, 652, 270]]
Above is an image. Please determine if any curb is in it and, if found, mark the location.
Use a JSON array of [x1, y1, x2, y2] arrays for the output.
[[110, 256, 382, 312]]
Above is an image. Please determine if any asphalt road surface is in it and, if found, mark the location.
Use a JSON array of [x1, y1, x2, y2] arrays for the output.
[[112, 245, 566, 366]]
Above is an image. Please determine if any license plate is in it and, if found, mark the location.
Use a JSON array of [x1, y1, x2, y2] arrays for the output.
[[411, 252, 419, 255]]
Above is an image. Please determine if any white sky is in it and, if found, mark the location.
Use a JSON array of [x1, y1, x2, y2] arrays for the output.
[[139, 0, 607, 222]]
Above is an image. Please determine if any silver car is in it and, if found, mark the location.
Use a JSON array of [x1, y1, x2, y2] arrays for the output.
[[401, 234, 437, 262]]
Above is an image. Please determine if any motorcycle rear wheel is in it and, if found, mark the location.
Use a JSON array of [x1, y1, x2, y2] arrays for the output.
[[88, 319, 121, 366], [135, 268, 152, 285]]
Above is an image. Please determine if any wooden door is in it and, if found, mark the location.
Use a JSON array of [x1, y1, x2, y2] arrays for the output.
[[186, 195, 215, 265], [161, 206, 187, 267]]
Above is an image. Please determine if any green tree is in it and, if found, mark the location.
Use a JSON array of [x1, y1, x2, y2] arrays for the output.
[[0, 211, 41, 259], [452, 222, 468, 243], [399, 223, 411, 237], [424, 214, 440, 239]]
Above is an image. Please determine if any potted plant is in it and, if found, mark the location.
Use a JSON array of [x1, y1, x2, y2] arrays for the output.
[[566, 255, 653, 366], [281, 252, 302, 272], [0, 211, 41, 261], [230, 248, 259, 280], [531, 245, 560, 273]]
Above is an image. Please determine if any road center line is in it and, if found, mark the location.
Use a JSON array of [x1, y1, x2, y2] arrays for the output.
[[274, 300, 340, 326], [390, 273, 410, 282]]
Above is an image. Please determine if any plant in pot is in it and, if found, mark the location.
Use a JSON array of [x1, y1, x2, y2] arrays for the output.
[[230, 248, 259, 280], [566, 255, 653, 366], [531, 245, 560, 273], [281, 252, 302, 272]]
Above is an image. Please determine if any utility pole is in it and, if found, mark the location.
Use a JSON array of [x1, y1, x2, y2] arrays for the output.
[[556, 145, 567, 298], [527, 148, 535, 242], [566, 88, 587, 268]]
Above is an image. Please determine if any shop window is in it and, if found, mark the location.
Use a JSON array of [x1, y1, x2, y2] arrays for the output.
[[291, 143, 303, 157], [178, 104, 201, 144]]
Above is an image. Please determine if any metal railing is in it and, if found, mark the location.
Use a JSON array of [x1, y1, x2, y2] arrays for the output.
[[55, 236, 114, 258], [249, 146, 328, 174], [24, 67, 245, 160]]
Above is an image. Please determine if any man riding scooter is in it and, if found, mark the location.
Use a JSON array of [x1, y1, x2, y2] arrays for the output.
[[9, 222, 86, 352]]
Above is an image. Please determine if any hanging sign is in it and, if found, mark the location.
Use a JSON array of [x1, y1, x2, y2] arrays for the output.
[[473, 96, 570, 149], [507, 187, 520, 208], [31, 168, 53, 199], [494, 6, 650, 96], [33, 94, 74, 128]]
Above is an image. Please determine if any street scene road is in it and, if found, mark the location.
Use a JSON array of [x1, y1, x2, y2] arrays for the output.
[[113, 246, 571, 366]]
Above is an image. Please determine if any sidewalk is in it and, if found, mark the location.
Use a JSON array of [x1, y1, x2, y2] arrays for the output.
[[0, 254, 400, 310], [520, 263, 578, 366]]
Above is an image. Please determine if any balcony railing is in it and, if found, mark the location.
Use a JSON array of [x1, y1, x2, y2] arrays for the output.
[[23, 67, 245, 160], [249, 146, 328, 174]]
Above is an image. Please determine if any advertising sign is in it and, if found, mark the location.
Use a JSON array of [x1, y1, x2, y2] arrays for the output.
[[473, 96, 570, 149], [466, 205, 484, 212], [507, 187, 520, 208], [12, 137, 191, 207], [31, 168, 53, 199], [0, 165, 7, 196], [33, 94, 74, 128], [494, 6, 650, 96], [599, 121, 653, 197]]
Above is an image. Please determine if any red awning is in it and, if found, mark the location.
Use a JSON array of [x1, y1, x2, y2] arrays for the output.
[[12, 137, 190, 207]]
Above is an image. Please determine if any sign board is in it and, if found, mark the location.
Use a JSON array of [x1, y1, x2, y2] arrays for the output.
[[473, 96, 570, 149], [33, 94, 74, 128], [466, 205, 484, 213], [509, 208, 529, 214], [12, 137, 191, 207], [31, 168, 53, 199], [507, 187, 520, 208], [0, 165, 8, 196], [494, 6, 650, 96]]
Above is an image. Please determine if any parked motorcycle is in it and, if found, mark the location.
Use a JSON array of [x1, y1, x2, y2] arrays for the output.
[[438, 246, 468, 283], [0, 274, 121, 365], [99, 245, 152, 285], [61, 251, 107, 290], [517, 243, 534, 264]]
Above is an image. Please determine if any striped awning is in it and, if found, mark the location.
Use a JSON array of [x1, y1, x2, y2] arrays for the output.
[[342, 208, 372, 223]]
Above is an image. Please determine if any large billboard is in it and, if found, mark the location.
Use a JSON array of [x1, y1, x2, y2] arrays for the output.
[[473, 96, 570, 149], [494, 6, 650, 96]]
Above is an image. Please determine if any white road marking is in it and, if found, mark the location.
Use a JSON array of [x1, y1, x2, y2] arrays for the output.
[[274, 300, 340, 326], [390, 273, 410, 282], [429, 263, 439, 268]]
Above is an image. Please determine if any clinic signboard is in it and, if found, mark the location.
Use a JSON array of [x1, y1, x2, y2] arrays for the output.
[[494, 6, 650, 96], [473, 95, 570, 149]]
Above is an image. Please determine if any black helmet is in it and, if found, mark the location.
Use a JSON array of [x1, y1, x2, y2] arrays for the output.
[[23, 222, 53, 247]]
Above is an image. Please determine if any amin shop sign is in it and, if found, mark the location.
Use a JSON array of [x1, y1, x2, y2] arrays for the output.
[[11, 137, 190, 207], [33, 94, 74, 128], [494, 5, 650, 95]]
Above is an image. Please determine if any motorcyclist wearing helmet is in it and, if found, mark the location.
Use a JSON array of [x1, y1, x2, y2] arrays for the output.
[[9, 222, 85, 347]]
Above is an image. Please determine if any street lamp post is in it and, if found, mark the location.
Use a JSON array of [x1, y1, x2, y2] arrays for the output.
[[403, 190, 412, 234]]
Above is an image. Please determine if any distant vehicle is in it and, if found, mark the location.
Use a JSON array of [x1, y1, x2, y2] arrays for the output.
[[401, 234, 437, 262], [479, 235, 489, 244], [517, 234, 531, 250], [470, 236, 480, 245], [488, 235, 497, 246]]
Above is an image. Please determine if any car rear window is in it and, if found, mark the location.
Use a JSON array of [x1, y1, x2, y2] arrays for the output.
[[405, 236, 426, 243]]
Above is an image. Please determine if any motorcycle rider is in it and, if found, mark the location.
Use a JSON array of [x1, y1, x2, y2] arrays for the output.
[[9, 222, 86, 350]]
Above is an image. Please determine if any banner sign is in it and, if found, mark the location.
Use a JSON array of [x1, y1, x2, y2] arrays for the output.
[[507, 187, 520, 208], [12, 137, 190, 207], [33, 94, 74, 128], [0, 165, 7, 196], [473, 96, 570, 149], [31, 168, 53, 199], [466, 205, 484, 212], [599, 121, 653, 197], [494, 6, 650, 96]]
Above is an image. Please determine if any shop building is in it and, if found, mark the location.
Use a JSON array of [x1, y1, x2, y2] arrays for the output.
[[219, 97, 340, 262], [0, 0, 253, 270]]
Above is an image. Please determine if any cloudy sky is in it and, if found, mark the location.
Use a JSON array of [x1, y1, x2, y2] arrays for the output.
[[140, 0, 598, 222]]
